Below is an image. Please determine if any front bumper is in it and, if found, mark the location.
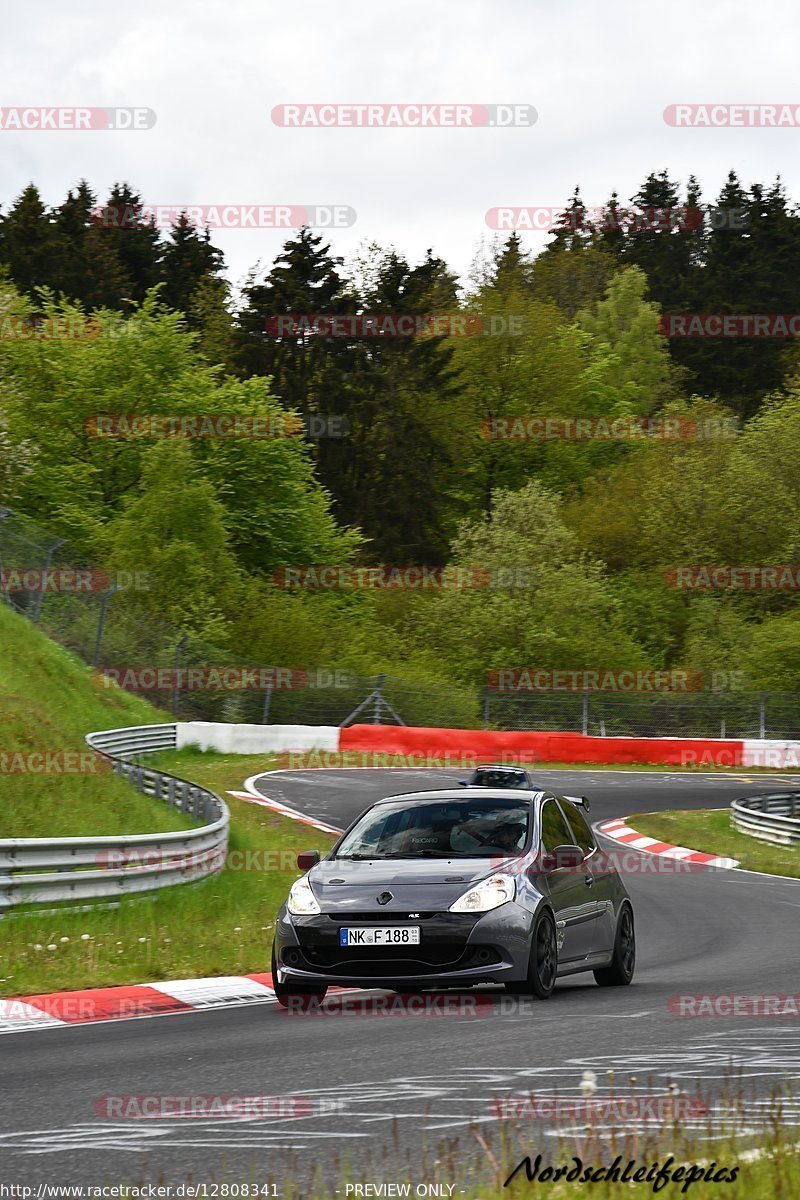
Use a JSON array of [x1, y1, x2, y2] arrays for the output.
[[274, 903, 534, 988]]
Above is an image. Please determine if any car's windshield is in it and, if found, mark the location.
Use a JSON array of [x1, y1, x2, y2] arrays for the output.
[[471, 767, 529, 788], [335, 797, 531, 859]]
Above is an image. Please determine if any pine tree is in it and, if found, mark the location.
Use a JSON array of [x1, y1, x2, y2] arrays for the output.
[[336, 247, 461, 562], [617, 171, 701, 310], [93, 183, 163, 307], [491, 233, 536, 291], [52, 181, 95, 301], [678, 173, 800, 417], [547, 187, 591, 254], [596, 190, 626, 259], [0, 184, 67, 297], [161, 215, 226, 321], [234, 227, 354, 399]]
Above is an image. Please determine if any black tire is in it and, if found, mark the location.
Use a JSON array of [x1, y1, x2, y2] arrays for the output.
[[593, 904, 635, 987], [505, 910, 557, 1000], [271, 943, 328, 1009]]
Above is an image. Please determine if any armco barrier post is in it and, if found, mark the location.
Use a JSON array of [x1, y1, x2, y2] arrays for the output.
[[261, 680, 273, 724], [32, 537, 66, 623], [172, 634, 189, 718], [92, 583, 123, 667], [372, 674, 386, 724], [0, 508, 11, 607]]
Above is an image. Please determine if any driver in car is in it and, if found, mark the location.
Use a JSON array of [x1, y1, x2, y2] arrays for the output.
[[453, 818, 526, 851], [490, 822, 526, 850]]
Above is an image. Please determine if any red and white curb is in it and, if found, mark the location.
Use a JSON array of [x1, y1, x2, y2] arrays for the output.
[[0, 972, 284, 1035], [0, 969, 363, 1036], [598, 818, 739, 868], [228, 775, 342, 836]]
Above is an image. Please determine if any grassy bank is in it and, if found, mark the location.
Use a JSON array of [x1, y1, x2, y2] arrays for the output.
[[0, 603, 192, 838]]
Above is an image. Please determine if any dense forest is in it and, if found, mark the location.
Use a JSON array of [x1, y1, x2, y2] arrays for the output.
[[2, 170, 800, 696]]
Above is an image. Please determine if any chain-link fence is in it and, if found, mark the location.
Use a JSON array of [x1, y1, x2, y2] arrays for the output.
[[485, 690, 799, 740], [0, 509, 481, 728], [2, 506, 800, 736]]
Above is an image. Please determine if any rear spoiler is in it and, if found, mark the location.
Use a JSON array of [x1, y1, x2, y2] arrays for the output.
[[563, 794, 591, 813]]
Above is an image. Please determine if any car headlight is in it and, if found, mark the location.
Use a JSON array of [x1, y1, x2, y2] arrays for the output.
[[449, 873, 516, 914], [286, 875, 321, 916]]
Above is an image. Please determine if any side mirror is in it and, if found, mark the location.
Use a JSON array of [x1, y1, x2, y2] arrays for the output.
[[458, 780, 468, 787], [297, 850, 321, 871], [552, 844, 584, 870]]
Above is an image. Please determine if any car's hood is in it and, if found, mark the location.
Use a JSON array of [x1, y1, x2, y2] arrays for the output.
[[307, 856, 506, 913]]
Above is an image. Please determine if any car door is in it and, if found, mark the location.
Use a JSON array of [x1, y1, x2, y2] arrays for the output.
[[535, 797, 599, 962], [559, 797, 614, 955]]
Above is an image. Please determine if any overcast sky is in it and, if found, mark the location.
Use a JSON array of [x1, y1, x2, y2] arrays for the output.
[[2, 0, 799, 295]]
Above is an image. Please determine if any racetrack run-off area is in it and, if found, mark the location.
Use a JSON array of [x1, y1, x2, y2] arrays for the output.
[[1, 764, 798, 1189]]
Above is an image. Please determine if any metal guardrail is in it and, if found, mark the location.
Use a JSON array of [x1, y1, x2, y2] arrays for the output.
[[0, 723, 229, 910], [730, 792, 800, 847]]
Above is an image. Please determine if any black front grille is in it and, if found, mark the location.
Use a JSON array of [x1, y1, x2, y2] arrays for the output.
[[325, 912, 437, 922], [296, 944, 502, 976]]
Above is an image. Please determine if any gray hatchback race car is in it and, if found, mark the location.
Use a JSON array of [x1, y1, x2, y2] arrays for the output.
[[458, 764, 542, 790], [272, 787, 635, 1006]]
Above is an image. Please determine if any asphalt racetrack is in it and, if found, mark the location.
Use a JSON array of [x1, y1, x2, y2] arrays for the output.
[[2, 767, 799, 1189]]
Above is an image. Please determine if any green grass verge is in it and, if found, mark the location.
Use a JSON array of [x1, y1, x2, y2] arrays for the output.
[[0, 603, 194, 838], [630, 808, 800, 878]]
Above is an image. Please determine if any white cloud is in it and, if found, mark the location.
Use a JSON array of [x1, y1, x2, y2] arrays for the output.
[[1, 0, 798, 290]]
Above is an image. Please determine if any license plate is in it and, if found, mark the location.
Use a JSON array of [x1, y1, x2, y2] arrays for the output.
[[339, 926, 421, 947]]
